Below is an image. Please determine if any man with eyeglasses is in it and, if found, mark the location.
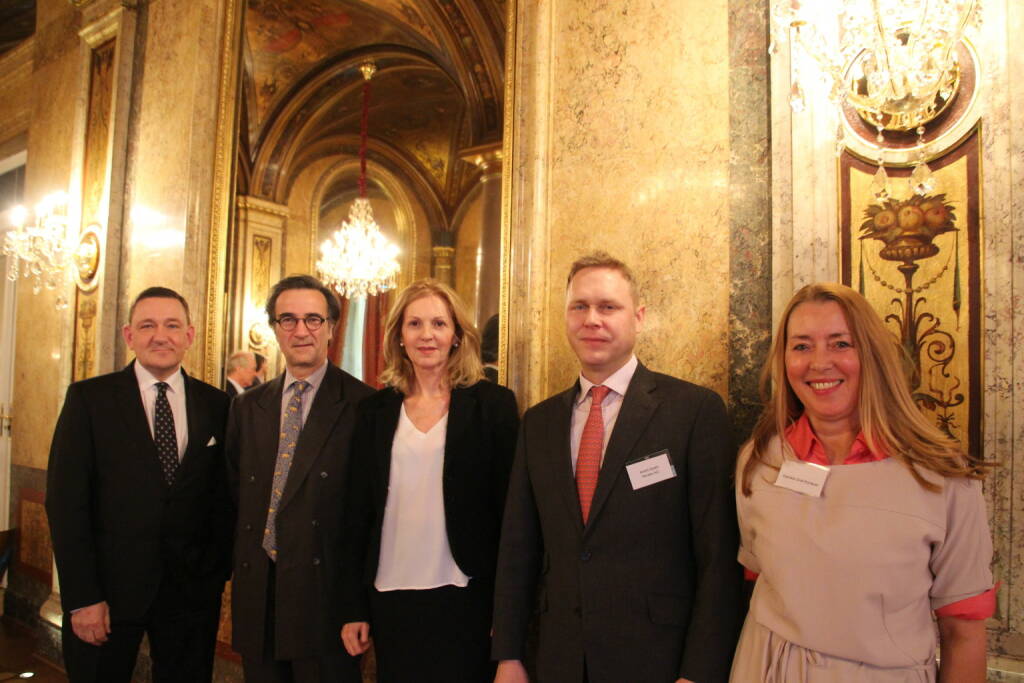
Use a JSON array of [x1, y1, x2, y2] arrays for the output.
[[227, 274, 373, 682]]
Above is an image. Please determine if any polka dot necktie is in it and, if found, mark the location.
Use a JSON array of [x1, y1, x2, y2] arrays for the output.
[[263, 380, 310, 560], [153, 382, 179, 486], [576, 385, 610, 524]]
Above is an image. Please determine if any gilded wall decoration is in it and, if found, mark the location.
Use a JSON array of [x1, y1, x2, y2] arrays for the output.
[[840, 130, 981, 457], [252, 234, 272, 305], [16, 489, 52, 584], [73, 39, 116, 382]]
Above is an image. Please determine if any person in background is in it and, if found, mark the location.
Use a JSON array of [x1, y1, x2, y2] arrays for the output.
[[492, 252, 742, 683], [732, 282, 994, 682], [225, 350, 258, 398], [253, 352, 268, 385], [228, 274, 374, 682], [47, 287, 231, 682], [341, 279, 519, 682]]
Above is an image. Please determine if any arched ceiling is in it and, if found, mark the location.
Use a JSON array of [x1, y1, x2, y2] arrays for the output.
[[241, 0, 506, 223]]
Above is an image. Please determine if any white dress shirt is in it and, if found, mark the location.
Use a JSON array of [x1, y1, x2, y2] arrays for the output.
[[134, 362, 188, 459], [375, 405, 470, 591], [569, 354, 639, 473], [227, 376, 246, 396]]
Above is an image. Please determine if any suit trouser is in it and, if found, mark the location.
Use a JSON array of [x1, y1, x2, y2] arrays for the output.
[[61, 576, 223, 683], [241, 560, 362, 683]]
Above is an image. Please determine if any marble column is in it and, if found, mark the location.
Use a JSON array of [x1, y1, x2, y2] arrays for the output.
[[432, 242, 456, 286], [459, 142, 503, 326]]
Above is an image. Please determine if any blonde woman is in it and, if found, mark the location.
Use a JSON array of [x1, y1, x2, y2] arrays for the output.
[[340, 279, 519, 682], [731, 283, 994, 682]]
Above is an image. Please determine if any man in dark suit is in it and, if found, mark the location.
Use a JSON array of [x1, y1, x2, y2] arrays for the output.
[[46, 287, 232, 683], [225, 350, 258, 398], [227, 274, 373, 682], [492, 253, 743, 683]]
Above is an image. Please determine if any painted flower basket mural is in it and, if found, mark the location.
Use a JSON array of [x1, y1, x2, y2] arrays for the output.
[[858, 193, 963, 437]]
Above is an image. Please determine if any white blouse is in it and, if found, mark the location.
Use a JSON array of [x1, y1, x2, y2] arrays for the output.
[[374, 404, 470, 591]]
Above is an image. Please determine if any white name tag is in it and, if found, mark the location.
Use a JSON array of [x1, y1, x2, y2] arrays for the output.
[[774, 460, 830, 497], [626, 450, 677, 490]]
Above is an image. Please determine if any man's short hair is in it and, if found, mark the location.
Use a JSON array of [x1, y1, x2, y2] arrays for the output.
[[226, 351, 255, 374], [565, 252, 640, 303], [129, 286, 191, 324], [254, 352, 267, 372], [265, 274, 341, 324]]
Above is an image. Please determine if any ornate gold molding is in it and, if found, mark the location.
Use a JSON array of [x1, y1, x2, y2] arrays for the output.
[[498, 0, 516, 391], [202, 0, 244, 384]]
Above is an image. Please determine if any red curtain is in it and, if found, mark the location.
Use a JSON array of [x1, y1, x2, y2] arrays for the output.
[[362, 293, 389, 388], [328, 294, 350, 366]]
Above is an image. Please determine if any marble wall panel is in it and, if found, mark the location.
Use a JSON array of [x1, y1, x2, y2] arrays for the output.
[[0, 40, 32, 149], [118, 0, 232, 374], [12, 1, 82, 471], [508, 0, 732, 406], [727, 0, 771, 441]]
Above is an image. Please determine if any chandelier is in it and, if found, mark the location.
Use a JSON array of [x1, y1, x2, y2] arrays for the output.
[[316, 61, 400, 299], [773, 0, 980, 197], [3, 192, 75, 308]]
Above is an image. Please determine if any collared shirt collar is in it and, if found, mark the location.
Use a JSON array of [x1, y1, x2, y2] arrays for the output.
[[576, 355, 639, 406], [784, 413, 887, 466], [133, 360, 185, 395], [283, 359, 329, 395]]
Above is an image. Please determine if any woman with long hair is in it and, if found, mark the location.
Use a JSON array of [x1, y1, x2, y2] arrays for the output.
[[731, 282, 994, 682], [340, 279, 518, 682]]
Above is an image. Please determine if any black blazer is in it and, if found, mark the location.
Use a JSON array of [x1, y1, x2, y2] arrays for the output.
[[46, 363, 231, 620], [491, 364, 743, 683], [225, 381, 239, 399], [342, 380, 519, 621], [227, 363, 374, 661]]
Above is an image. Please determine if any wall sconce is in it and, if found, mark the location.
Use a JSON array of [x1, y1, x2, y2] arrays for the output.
[[2, 193, 102, 309], [245, 302, 274, 351]]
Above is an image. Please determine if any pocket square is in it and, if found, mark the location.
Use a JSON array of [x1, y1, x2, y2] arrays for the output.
[[207, 436, 217, 446]]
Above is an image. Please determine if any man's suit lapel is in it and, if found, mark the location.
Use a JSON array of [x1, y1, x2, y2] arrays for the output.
[[254, 374, 285, 488], [178, 370, 208, 474], [114, 363, 166, 483], [279, 366, 347, 511], [584, 365, 658, 534], [552, 383, 585, 534]]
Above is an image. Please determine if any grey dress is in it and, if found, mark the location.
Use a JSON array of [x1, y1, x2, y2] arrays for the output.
[[730, 437, 994, 682]]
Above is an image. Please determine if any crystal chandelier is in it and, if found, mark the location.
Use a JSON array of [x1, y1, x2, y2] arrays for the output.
[[316, 61, 400, 299], [2, 192, 75, 308], [773, 0, 980, 197]]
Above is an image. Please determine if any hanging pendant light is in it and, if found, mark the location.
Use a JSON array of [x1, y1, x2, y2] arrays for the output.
[[316, 61, 400, 299]]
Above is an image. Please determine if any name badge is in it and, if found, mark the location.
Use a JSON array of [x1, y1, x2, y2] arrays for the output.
[[626, 450, 677, 490], [774, 460, 830, 497]]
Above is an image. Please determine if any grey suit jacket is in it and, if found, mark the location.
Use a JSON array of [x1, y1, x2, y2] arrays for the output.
[[492, 363, 743, 683], [227, 363, 373, 661]]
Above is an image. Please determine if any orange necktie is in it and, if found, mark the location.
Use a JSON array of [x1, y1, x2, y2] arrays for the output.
[[576, 385, 610, 524]]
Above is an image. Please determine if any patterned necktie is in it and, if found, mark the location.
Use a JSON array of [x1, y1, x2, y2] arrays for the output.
[[576, 385, 610, 524], [153, 382, 179, 486], [263, 380, 310, 560]]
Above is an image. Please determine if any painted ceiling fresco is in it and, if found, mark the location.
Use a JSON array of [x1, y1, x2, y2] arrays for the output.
[[246, 0, 442, 126], [242, 0, 505, 218]]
